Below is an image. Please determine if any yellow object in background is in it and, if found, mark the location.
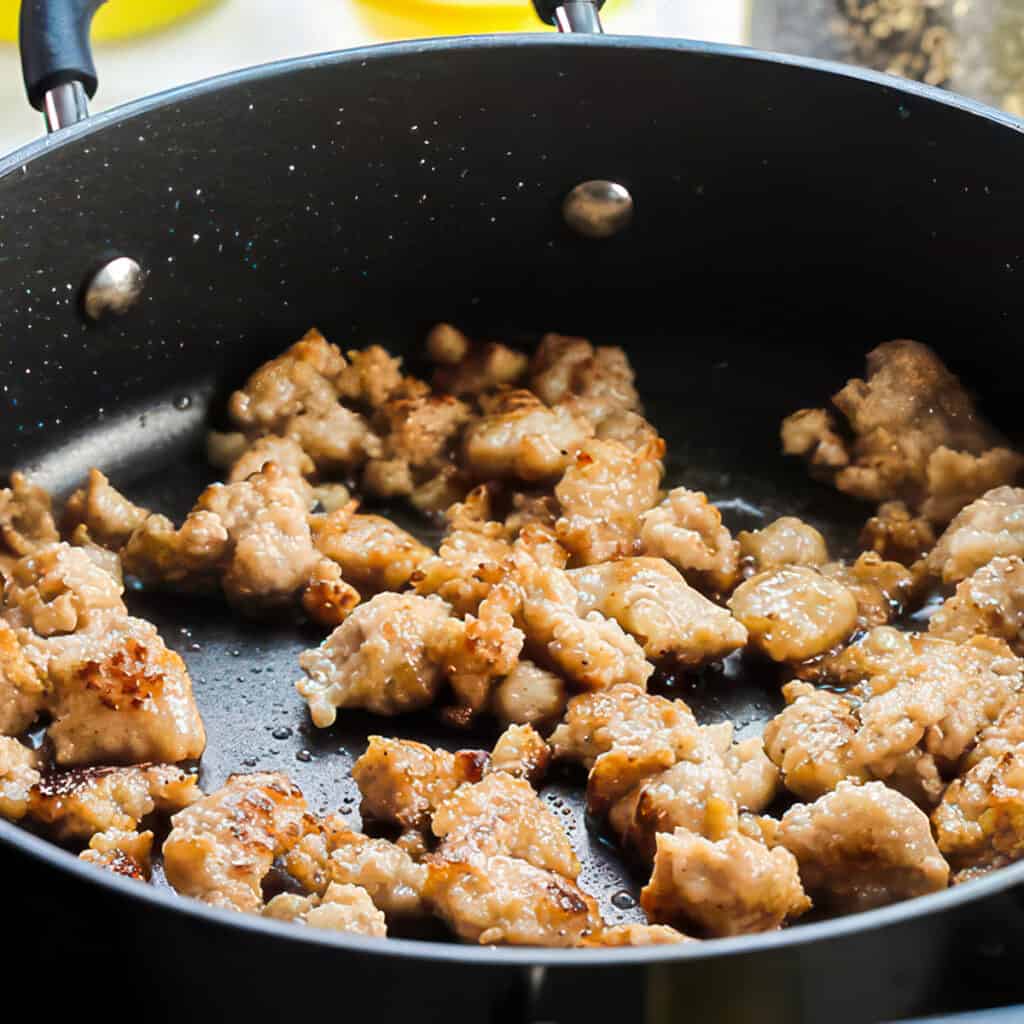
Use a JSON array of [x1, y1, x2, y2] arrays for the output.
[[354, 0, 627, 38], [0, 0, 220, 43]]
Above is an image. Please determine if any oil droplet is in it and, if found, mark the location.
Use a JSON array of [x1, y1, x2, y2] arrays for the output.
[[242, 757, 258, 767], [173, 395, 192, 410], [611, 890, 636, 910], [296, 750, 313, 763], [188, 642, 201, 652], [272, 726, 292, 740]]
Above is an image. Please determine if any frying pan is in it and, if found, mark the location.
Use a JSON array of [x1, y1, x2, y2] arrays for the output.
[[5, 2, 1024, 1021]]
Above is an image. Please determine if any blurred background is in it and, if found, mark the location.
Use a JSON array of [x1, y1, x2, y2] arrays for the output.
[[2, 0, 1022, 156]]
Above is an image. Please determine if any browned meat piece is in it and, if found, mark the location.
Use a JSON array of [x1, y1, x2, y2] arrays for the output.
[[263, 883, 387, 936], [529, 333, 641, 427], [226, 436, 315, 492], [462, 390, 594, 483], [424, 849, 602, 946], [432, 772, 580, 879], [716, 729, 781, 814], [2, 544, 206, 766], [311, 507, 431, 593], [362, 394, 472, 502], [782, 340, 1023, 521], [595, 410, 663, 452], [568, 557, 747, 667], [79, 828, 154, 880], [928, 486, 1024, 583], [728, 566, 859, 662], [63, 469, 150, 550], [819, 552, 917, 629], [335, 344, 428, 411], [227, 329, 380, 473], [861, 501, 936, 565], [163, 772, 313, 912], [763, 682, 869, 801], [296, 593, 453, 724], [0, 620, 46, 735], [0, 737, 40, 820], [352, 736, 487, 832], [554, 439, 664, 565], [286, 817, 428, 918], [933, 749, 1024, 874], [641, 829, 810, 937], [738, 516, 828, 572], [964, 702, 1024, 771], [300, 558, 361, 629], [781, 407, 850, 470], [412, 528, 511, 616], [776, 781, 949, 912], [0, 473, 59, 573], [516, 555, 653, 692], [640, 488, 741, 593], [440, 581, 525, 714], [44, 618, 208, 766], [29, 763, 199, 840], [487, 723, 550, 786], [489, 660, 568, 728], [578, 923, 694, 947], [929, 556, 1024, 652], [427, 323, 528, 396]]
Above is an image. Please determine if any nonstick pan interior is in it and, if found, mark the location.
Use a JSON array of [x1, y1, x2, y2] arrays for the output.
[[13, 322, 901, 931]]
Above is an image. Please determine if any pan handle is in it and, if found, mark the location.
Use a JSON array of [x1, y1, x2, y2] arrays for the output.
[[532, 0, 606, 33], [19, 0, 107, 132]]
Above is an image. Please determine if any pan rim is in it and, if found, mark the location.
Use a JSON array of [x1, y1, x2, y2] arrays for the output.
[[3, 31, 1024, 965], [0, 31, 1021, 181], [4, 811, 1024, 964]]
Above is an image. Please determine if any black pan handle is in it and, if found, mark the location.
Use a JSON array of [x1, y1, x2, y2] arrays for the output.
[[20, 0, 107, 131], [532, 0, 606, 33]]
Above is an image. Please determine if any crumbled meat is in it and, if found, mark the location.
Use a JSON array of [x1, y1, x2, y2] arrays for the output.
[[423, 849, 602, 946], [2, 544, 206, 766], [568, 557, 747, 667], [300, 558, 361, 629], [529, 334, 641, 427], [516, 556, 653, 692], [594, 410, 663, 452], [63, 469, 150, 550], [163, 772, 313, 912], [462, 390, 594, 482], [819, 552, 917, 629], [352, 736, 487, 832], [782, 340, 1023, 521], [490, 660, 568, 728], [738, 516, 828, 572], [720, 730, 781, 814], [79, 828, 154, 880], [0, 473, 59, 573], [427, 324, 528, 396], [775, 781, 949, 912], [929, 556, 1024, 652], [285, 817, 428, 917], [411, 524, 512, 616], [431, 772, 579, 878], [640, 488, 741, 593], [555, 438, 664, 565], [336, 344, 428, 411], [928, 486, 1024, 583], [29, 763, 199, 840], [296, 593, 452, 724], [861, 501, 936, 565], [311, 507, 431, 593], [226, 436, 316, 493], [641, 829, 810, 937], [0, 620, 46, 735], [0, 736, 40, 820], [578, 923, 694, 947], [728, 566, 859, 662], [263, 882, 387, 936], [487, 723, 550, 786], [763, 682, 869, 800], [933, 743, 1024, 874]]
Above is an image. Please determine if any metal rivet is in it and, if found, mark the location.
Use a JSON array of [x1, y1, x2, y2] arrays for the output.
[[82, 256, 146, 320], [563, 179, 634, 239]]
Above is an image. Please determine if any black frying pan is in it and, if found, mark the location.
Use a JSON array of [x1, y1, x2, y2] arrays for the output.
[[5, 2, 1024, 1022]]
